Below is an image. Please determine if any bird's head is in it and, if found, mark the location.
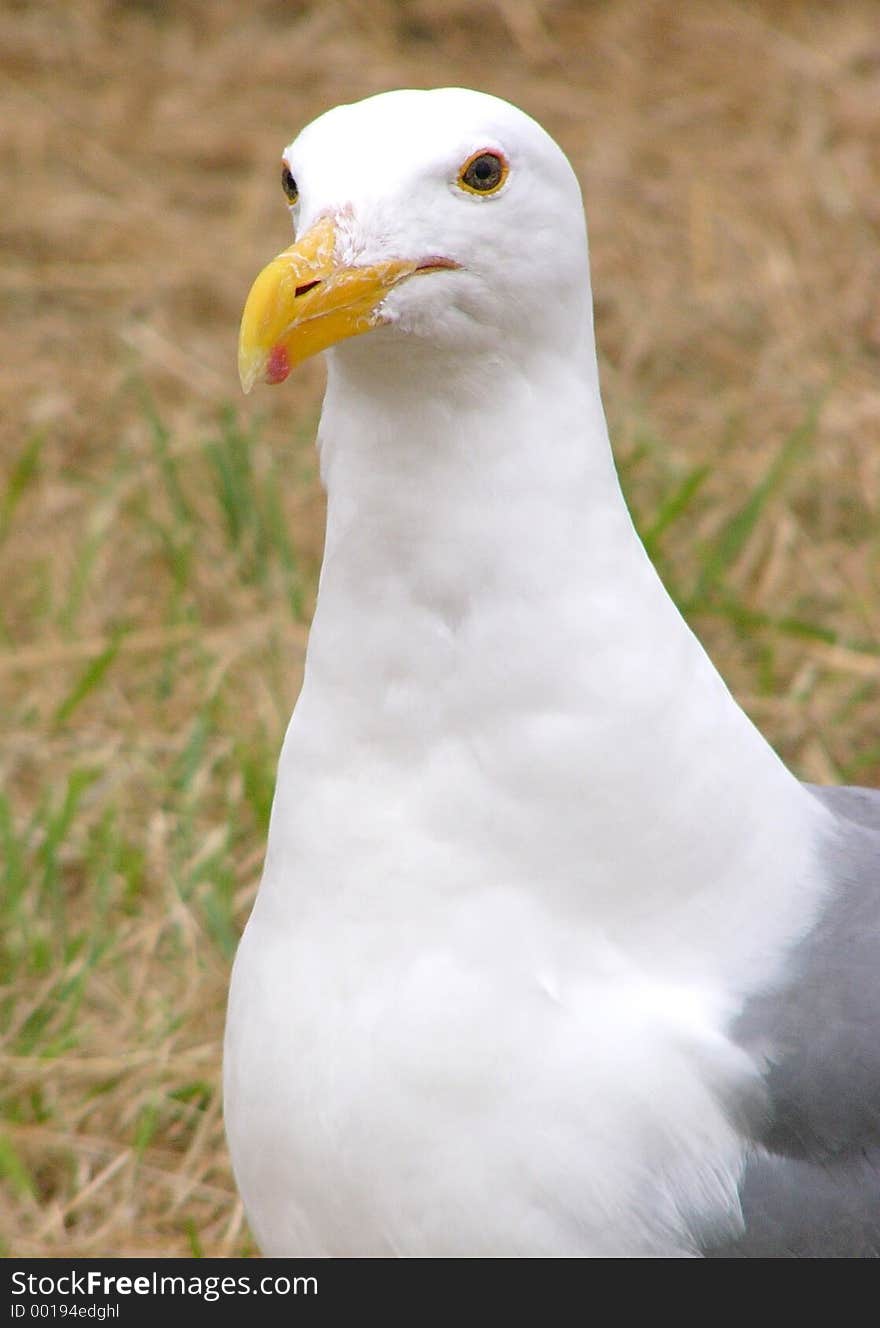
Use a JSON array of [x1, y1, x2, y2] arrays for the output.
[[238, 88, 591, 393]]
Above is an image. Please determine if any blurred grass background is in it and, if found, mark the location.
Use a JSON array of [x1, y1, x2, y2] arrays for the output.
[[1, 0, 878, 1256]]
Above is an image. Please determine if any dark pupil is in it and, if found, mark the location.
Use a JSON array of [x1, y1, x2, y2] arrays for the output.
[[467, 154, 501, 189], [281, 167, 298, 201]]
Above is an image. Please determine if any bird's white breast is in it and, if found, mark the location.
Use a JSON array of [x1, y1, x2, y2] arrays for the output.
[[225, 810, 758, 1256]]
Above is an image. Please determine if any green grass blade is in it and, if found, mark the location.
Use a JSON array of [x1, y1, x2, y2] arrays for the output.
[[0, 1132, 34, 1200], [642, 463, 711, 557], [138, 385, 195, 526], [693, 397, 824, 602], [0, 435, 42, 545], [52, 632, 126, 728]]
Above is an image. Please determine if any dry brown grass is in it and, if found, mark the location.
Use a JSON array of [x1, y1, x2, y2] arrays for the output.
[[1, 0, 878, 1257]]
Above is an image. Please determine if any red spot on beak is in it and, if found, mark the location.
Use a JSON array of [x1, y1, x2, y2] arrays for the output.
[[266, 344, 291, 385]]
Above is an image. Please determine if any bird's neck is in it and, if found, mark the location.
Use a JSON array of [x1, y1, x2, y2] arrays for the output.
[[290, 340, 827, 987], [317, 336, 625, 597]]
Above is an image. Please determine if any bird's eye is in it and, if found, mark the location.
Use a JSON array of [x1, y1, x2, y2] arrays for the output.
[[281, 164, 299, 205], [458, 150, 508, 196]]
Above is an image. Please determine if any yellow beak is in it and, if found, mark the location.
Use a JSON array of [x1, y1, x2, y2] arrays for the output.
[[238, 216, 437, 393]]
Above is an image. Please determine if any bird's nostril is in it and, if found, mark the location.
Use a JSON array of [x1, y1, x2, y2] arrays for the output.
[[295, 279, 322, 298]]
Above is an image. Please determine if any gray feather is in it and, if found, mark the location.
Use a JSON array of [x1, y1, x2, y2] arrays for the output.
[[702, 783, 880, 1256], [706, 1149, 880, 1258]]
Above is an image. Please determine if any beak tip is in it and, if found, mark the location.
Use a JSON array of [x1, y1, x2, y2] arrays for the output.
[[237, 342, 290, 394], [237, 348, 262, 396]]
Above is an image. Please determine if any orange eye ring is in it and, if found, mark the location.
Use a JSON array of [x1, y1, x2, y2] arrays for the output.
[[457, 149, 509, 196]]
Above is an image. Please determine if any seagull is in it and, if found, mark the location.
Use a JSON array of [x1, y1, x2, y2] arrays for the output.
[[223, 87, 880, 1258]]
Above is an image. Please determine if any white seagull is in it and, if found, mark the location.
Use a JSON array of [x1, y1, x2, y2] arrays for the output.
[[224, 87, 880, 1258]]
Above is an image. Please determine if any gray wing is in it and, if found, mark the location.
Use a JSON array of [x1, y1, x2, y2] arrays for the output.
[[704, 784, 880, 1258]]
